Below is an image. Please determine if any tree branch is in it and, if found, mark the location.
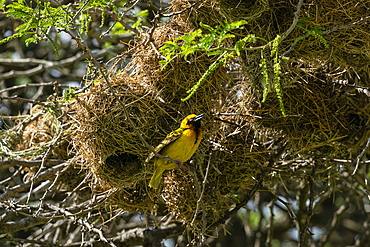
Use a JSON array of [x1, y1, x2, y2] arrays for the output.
[[0, 47, 126, 80], [112, 222, 185, 247], [0, 159, 65, 172], [0, 162, 69, 201]]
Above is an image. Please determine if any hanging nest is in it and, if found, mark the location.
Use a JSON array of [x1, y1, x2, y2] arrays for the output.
[[208, 0, 370, 156], [0, 102, 84, 199], [71, 76, 174, 166], [67, 10, 270, 229], [245, 62, 370, 157], [161, 169, 236, 233], [232, 0, 370, 70], [14, 104, 71, 160], [173, 0, 370, 71], [70, 74, 180, 211], [69, 0, 370, 233]]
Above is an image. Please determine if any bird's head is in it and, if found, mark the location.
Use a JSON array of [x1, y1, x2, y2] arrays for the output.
[[180, 114, 204, 129]]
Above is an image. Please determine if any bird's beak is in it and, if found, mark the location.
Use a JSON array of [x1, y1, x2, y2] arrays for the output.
[[193, 114, 204, 122]]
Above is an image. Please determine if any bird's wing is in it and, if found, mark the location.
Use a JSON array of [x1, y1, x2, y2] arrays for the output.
[[145, 128, 184, 163]]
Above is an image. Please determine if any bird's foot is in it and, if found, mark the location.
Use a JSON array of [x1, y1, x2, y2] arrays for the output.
[[174, 160, 183, 168], [176, 161, 190, 172]]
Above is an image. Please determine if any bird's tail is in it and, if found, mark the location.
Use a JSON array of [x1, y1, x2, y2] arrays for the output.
[[149, 165, 166, 189]]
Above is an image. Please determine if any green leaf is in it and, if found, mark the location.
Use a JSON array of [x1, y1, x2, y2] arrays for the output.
[[208, 50, 224, 56], [199, 22, 214, 32], [228, 20, 248, 29], [219, 33, 235, 43], [260, 57, 269, 103], [25, 37, 38, 46], [158, 19, 259, 99]]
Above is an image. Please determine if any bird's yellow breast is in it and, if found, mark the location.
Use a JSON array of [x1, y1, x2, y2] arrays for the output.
[[160, 128, 201, 162]]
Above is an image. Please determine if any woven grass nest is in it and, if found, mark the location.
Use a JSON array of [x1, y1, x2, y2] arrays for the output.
[[68, 17, 272, 231], [71, 75, 171, 211], [180, 0, 370, 156], [267, 71, 368, 154], [0, 103, 85, 198], [173, 0, 370, 71], [70, 69, 269, 227], [70, 73, 269, 226], [70, 0, 369, 233], [12, 105, 70, 160]]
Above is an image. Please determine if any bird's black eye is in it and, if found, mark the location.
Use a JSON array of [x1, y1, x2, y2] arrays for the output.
[[187, 118, 194, 125]]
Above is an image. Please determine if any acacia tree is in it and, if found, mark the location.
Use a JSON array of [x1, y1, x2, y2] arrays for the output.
[[1, 0, 370, 246]]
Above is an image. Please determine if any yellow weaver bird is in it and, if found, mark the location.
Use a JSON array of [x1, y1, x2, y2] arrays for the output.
[[147, 114, 204, 189]]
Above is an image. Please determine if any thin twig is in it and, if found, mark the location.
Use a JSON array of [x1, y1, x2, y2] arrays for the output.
[[299, 163, 316, 246], [26, 122, 65, 204], [71, 0, 91, 23], [101, 0, 141, 37], [282, 15, 370, 57], [352, 137, 370, 175], [0, 115, 30, 121], [0, 159, 64, 172], [0, 162, 69, 201], [0, 81, 59, 94], [267, 197, 277, 247], [60, 171, 92, 206], [323, 15, 370, 34], [215, 112, 303, 120], [190, 152, 212, 243], [0, 95, 45, 105], [280, 0, 304, 43], [0, 166, 23, 186], [35, 171, 61, 216], [162, 0, 202, 18], [318, 197, 350, 247]]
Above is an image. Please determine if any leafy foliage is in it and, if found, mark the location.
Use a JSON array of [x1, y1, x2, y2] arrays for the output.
[[2, 0, 145, 59], [296, 18, 329, 48], [160, 19, 288, 115], [270, 35, 286, 117], [62, 84, 77, 103], [3, 0, 71, 58]]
